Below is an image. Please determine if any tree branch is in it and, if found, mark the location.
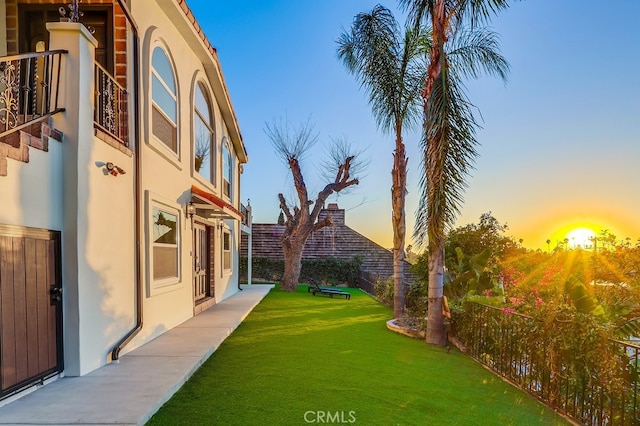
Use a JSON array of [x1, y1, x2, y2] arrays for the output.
[[313, 214, 333, 232]]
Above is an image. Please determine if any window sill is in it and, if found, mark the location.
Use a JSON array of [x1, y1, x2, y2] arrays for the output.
[[147, 136, 182, 171], [148, 278, 183, 297], [192, 171, 217, 194]]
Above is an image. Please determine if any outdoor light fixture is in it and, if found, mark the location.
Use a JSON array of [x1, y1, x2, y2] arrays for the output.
[[105, 162, 126, 176], [186, 202, 196, 220]]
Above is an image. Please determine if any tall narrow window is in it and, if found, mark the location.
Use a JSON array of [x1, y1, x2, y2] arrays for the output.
[[151, 47, 177, 152], [223, 139, 232, 198], [194, 82, 214, 183], [152, 207, 179, 281], [222, 230, 231, 272]]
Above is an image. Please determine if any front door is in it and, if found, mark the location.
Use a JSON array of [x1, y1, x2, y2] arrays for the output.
[[193, 224, 208, 303], [0, 225, 63, 400]]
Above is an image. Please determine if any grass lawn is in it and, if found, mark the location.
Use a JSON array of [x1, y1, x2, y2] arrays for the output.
[[147, 285, 568, 425]]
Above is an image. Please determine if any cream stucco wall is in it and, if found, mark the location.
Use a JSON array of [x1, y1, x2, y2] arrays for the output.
[[123, 0, 244, 352], [1, 1, 245, 379], [47, 22, 137, 376], [0, 143, 64, 230]]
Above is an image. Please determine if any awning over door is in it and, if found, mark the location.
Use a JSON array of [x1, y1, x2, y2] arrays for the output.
[[190, 185, 242, 221]]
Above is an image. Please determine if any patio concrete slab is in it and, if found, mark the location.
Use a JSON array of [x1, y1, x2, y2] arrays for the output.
[[0, 284, 273, 426]]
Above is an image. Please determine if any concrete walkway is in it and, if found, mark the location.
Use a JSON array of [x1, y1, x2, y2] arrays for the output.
[[0, 284, 273, 425]]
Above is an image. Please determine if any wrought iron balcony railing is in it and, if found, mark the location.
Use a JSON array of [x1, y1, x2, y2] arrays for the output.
[[241, 203, 249, 226], [94, 62, 128, 146], [0, 50, 66, 139]]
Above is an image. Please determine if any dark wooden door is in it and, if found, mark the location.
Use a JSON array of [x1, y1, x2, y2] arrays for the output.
[[0, 225, 63, 399]]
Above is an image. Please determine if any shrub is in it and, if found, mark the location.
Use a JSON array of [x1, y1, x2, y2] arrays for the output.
[[452, 302, 630, 422], [405, 281, 428, 319], [239, 256, 363, 287], [375, 277, 393, 308]]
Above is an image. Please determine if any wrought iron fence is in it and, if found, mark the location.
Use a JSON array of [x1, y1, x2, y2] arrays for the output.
[[0, 50, 66, 139], [454, 303, 640, 425], [94, 62, 128, 146], [358, 270, 378, 296]]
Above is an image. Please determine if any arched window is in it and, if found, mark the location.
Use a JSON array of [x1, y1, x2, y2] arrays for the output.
[[151, 46, 177, 152], [194, 82, 215, 183], [222, 138, 232, 199]]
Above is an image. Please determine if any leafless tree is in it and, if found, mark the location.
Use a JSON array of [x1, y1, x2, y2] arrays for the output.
[[265, 118, 362, 291]]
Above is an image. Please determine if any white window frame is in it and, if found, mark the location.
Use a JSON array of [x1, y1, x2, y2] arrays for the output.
[[222, 228, 232, 274], [222, 137, 232, 200], [147, 192, 183, 296], [149, 43, 181, 166], [193, 80, 216, 187]]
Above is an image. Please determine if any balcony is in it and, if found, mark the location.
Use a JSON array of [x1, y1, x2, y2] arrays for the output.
[[0, 50, 66, 140]]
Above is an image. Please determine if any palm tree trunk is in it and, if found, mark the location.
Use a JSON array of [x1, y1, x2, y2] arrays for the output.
[[392, 130, 408, 319], [424, 0, 447, 345], [426, 241, 445, 344]]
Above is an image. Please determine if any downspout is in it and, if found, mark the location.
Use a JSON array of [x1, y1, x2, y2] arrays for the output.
[[237, 218, 243, 292], [247, 200, 252, 286], [111, 0, 142, 361]]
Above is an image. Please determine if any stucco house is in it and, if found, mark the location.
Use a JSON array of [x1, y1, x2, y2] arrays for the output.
[[0, 0, 250, 401]]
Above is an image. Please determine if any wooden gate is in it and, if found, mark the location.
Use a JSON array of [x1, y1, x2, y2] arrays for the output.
[[0, 225, 63, 399]]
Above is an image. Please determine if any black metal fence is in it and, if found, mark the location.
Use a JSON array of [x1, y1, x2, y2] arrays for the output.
[[94, 62, 128, 145], [0, 50, 66, 139], [358, 271, 378, 296], [455, 303, 640, 425]]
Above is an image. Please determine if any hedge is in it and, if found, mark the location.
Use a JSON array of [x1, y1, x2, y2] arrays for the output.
[[239, 256, 363, 287]]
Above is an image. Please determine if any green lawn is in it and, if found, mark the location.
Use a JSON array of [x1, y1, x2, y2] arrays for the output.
[[147, 286, 568, 425]]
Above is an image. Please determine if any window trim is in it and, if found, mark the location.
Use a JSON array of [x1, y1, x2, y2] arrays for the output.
[[222, 137, 232, 201], [222, 227, 232, 274], [147, 191, 183, 296], [192, 80, 216, 187], [148, 42, 181, 166]]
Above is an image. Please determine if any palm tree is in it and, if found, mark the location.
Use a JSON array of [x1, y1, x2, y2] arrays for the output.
[[337, 6, 428, 319], [400, 0, 511, 345]]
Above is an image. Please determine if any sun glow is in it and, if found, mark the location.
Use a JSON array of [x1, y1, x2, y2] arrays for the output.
[[566, 227, 597, 249]]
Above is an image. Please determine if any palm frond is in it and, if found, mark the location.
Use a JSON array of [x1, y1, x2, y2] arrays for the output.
[[337, 5, 426, 134], [615, 317, 640, 340], [414, 67, 479, 248], [461, 0, 512, 28], [399, 0, 514, 31], [446, 27, 509, 82], [398, 0, 435, 28]]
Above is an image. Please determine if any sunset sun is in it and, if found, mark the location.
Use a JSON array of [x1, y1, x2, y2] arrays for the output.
[[566, 227, 596, 249]]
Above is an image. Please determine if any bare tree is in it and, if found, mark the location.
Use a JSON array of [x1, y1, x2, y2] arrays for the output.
[[265, 118, 361, 292]]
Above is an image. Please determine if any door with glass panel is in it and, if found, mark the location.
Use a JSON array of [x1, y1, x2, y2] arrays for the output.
[[193, 224, 209, 302]]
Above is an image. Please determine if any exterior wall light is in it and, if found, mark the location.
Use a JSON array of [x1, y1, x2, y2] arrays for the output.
[[186, 202, 196, 220], [106, 162, 126, 176]]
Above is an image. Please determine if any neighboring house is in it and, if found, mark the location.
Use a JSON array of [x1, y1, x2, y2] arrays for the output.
[[241, 203, 415, 284], [0, 0, 250, 401]]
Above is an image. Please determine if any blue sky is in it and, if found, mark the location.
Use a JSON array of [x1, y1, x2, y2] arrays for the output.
[[188, 0, 640, 250]]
